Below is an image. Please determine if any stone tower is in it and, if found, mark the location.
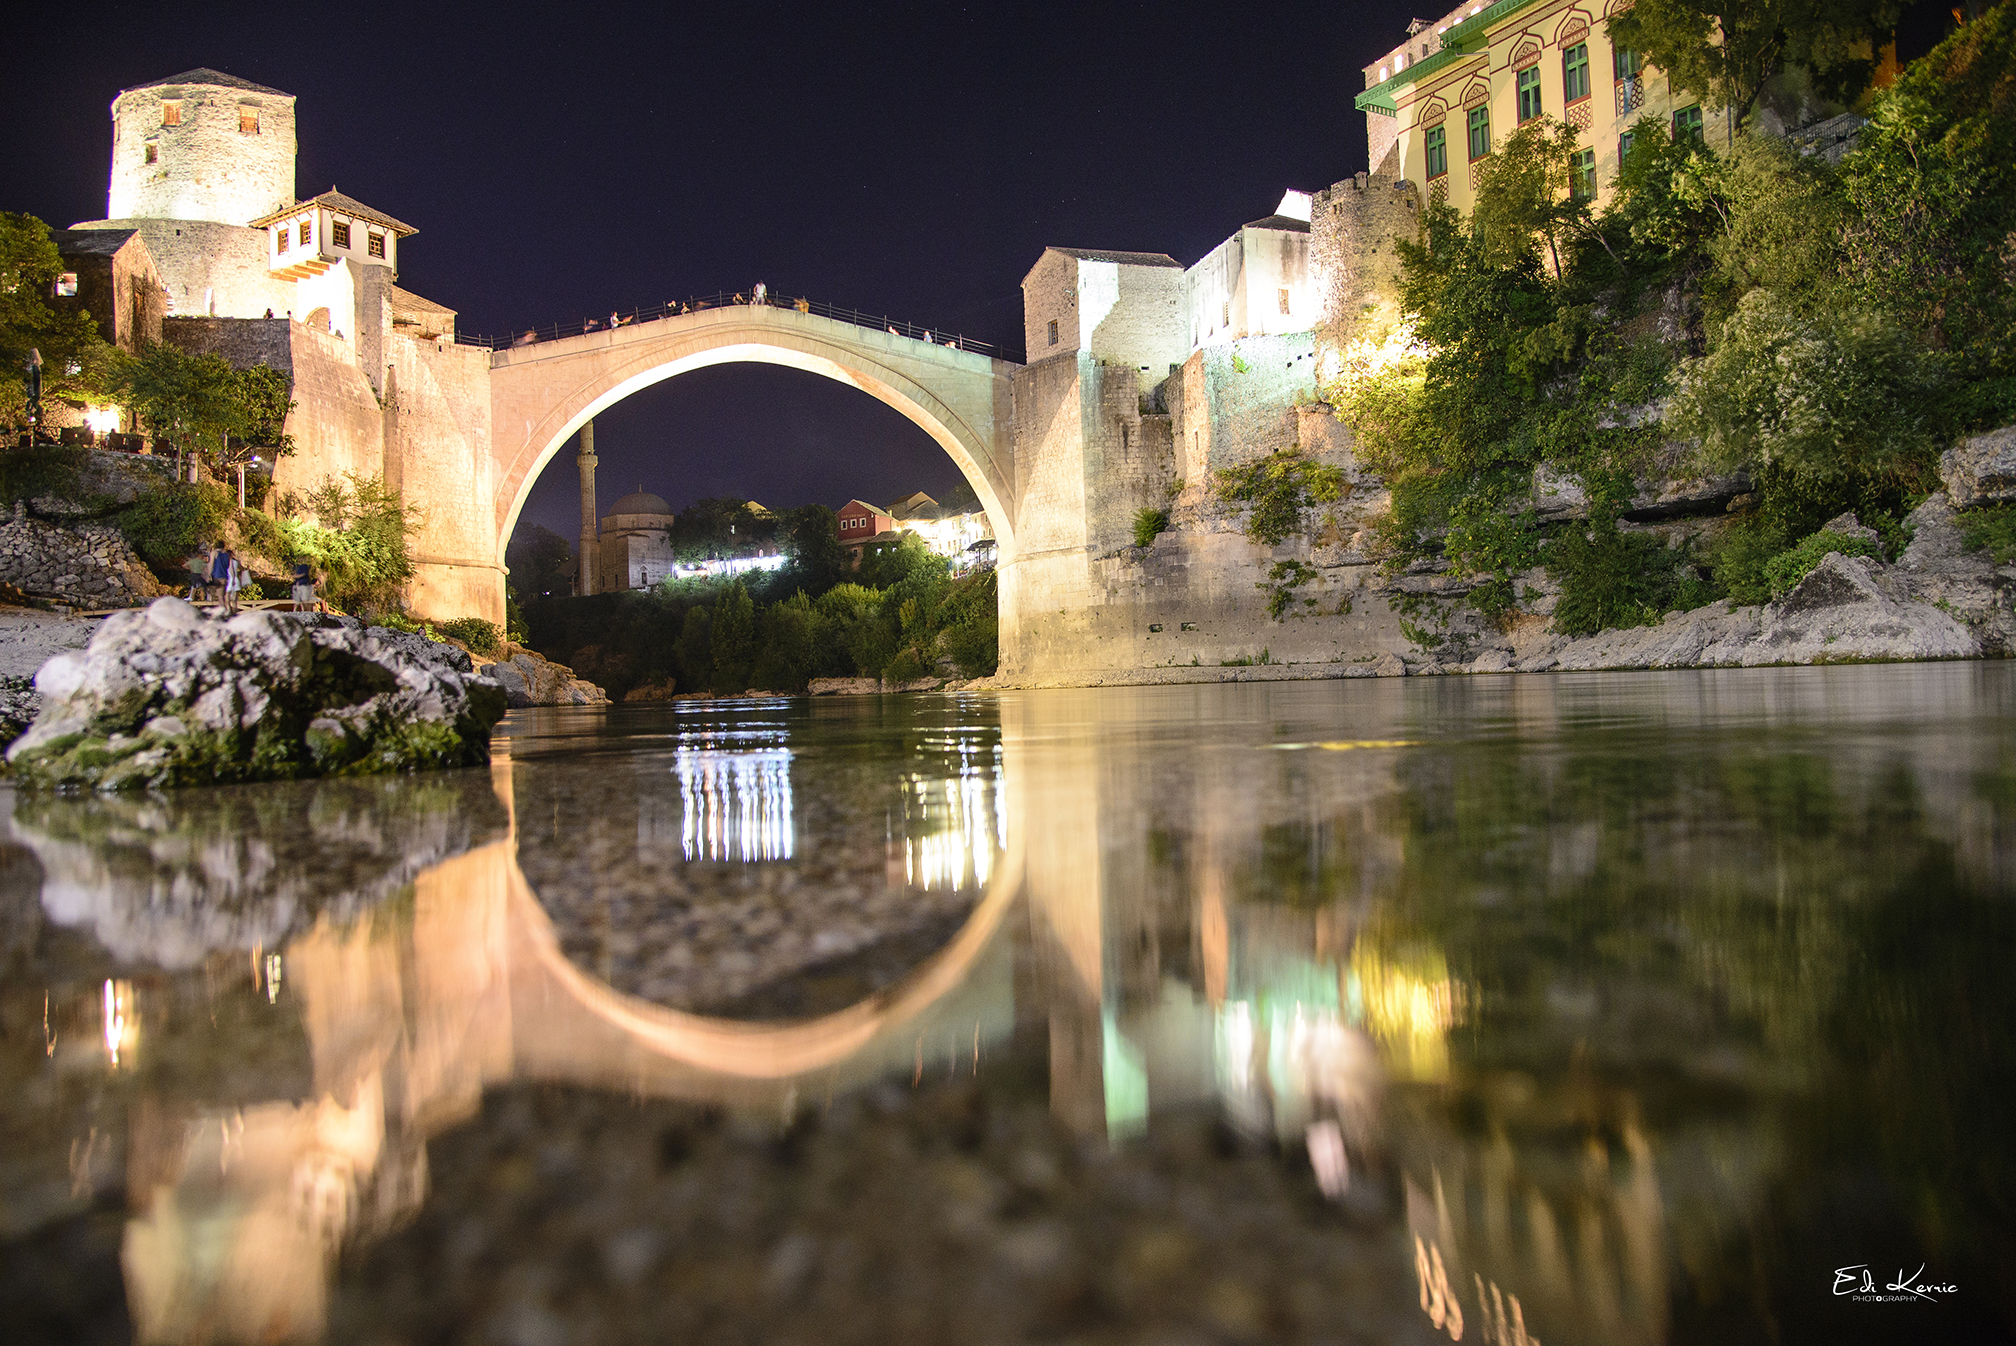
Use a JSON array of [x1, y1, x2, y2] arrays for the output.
[[108, 69, 296, 226], [1308, 171, 1422, 362]]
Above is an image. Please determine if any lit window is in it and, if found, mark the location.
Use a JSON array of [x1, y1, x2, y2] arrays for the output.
[[55, 273, 78, 297], [1618, 130, 1637, 166], [332, 220, 351, 248], [1516, 66, 1542, 122], [1047, 318, 1058, 346], [144, 143, 158, 164], [1278, 287, 1291, 316], [1425, 124, 1448, 177], [161, 100, 181, 126], [1467, 106, 1491, 160], [1674, 104, 1704, 144], [275, 226, 289, 251], [1563, 43, 1590, 102], [1570, 148, 1596, 198], [239, 108, 260, 134], [299, 218, 313, 247], [1613, 47, 1640, 81], [366, 231, 385, 258]]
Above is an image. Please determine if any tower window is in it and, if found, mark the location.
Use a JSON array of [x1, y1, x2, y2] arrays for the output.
[[332, 220, 351, 248], [1516, 66, 1542, 122], [1425, 124, 1448, 178], [161, 100, 182, 127], [1278, 288, 1291, 316], [1467, 106, 1491, 160], [144, 143, 158, 164], [298, 218, 313, 247], [1563, 43, 1590, 103], [367, 231, 385, 258], [239, 108, 260, 134], [275, 226, 289, 251], [1222, 299, 1231, 327], [1048, 318, 1059, 346]]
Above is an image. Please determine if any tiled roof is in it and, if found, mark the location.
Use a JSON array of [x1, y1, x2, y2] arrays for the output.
[[250, 190, 417, 236], [1046, 247, 1183, 268], [124, 69, 291, 98]]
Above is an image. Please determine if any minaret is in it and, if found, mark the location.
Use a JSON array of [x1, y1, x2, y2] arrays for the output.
[[576, 421, 599, 596]]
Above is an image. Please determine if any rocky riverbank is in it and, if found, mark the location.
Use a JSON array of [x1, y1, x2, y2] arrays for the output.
[[6, 599, 508, 788]]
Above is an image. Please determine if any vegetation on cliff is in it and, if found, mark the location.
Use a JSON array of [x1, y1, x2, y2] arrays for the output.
[[1325, 5, 2016, 646]]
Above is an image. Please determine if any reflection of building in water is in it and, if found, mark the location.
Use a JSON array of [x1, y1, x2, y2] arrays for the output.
[[675, 745, 795, 862], [898, 763, 1005, 894]]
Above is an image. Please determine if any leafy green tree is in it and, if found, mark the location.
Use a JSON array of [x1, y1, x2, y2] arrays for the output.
[[506, 524, 576, 599], [1669, 288, 1949, 490], [675, 606, 712, 689], [709, 581, 756, 691], [0, 213, 110, 432], [275, 474, 417, 615], [1472, 117, 1595, 279], [1839, 4, 2016, 423], [673, 496, 775, 561], [779, 502, 845, 596], [1607, 0, 1908, 132]]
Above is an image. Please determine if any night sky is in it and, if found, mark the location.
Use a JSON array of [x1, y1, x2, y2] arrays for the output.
[[2, 1, 1954, 545]]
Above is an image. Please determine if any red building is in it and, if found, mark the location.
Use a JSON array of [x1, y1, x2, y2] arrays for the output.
[[835, 499, 895, 564]]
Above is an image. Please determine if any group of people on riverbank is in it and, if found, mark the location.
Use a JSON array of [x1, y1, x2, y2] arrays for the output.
[[183, 543, 325, 615]]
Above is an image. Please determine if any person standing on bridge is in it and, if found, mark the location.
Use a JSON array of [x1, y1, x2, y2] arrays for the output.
[[752, 282, 767, 307]]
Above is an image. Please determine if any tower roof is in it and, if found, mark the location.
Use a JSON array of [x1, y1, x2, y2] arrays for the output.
[[121, 68, 292, 98], [250, 190, 418, 236]]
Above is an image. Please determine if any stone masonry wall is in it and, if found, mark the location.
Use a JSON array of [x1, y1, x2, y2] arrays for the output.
[[1309, 172, 1421, 359], [0, 506, 168, 608], [388, 333, 505, 624]]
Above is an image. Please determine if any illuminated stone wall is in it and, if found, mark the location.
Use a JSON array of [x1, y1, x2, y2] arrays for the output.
[[1309, 172, 1422, 362], [107, 77, 296, 228]]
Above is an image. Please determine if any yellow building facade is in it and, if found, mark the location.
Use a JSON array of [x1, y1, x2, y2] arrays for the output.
[[1356, 0, 1731, 215]]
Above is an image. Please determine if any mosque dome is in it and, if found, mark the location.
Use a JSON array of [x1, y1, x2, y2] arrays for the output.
[[607, 488, 672, 517]]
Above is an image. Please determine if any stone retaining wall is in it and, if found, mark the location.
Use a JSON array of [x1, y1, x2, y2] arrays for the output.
[[0, 506, 168, 608]]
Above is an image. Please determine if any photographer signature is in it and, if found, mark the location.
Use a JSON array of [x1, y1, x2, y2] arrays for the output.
[[1833, 1264, 1959, 1302]]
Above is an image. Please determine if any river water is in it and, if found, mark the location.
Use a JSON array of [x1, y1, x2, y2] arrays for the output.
[[4, 667, 2012, 1345]]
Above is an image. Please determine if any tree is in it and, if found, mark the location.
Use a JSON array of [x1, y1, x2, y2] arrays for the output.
[[779, 502, 845, 596], [102, 341, 294, 490], [0, 213, 112, 432], [1608, 0, 1908, 132], [709, 581, 756, 691], [1471, 117, 1592, 279], [505, 524, 576, 599], [673, 496, 775, 561]]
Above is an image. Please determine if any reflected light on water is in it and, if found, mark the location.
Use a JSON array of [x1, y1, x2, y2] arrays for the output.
[[675, 746, 795, 862], [1349, 944, 1465, 1083], [900, 766, 1001, 892], [102, 977, 134, 1069]]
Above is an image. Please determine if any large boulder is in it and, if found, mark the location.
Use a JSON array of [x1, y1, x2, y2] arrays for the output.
[[1939, 426, 2016, 509], [5, 598, 507, 789], [478, 649, 609, 707]]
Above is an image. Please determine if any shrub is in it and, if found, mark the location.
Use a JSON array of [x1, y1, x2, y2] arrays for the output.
[[1131, 507, 1170, 548], [117, 481, 235, 569], [1959, 505, 2016, 564], [434, 617, 502, 655], [1546, 516, 1699, 637], [1213, 448, 1346, 546], [275, 475, 414, 614], [1760, 528, 1883, 598]]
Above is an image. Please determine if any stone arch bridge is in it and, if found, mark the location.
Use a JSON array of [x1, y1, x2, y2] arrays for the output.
[[487, 303, 1022, 572]]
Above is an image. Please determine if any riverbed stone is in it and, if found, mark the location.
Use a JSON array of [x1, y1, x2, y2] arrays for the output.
[[478, 649, 609, 707], [5, 598, 508, 789]]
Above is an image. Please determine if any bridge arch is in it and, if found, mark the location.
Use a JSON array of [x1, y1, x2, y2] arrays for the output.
[[488, 306, 1020, 570]]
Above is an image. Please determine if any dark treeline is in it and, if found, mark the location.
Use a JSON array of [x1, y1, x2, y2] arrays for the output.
[[512, 509, 997, 696]]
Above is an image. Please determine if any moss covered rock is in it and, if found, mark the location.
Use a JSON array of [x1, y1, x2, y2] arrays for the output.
[[6, 598, 507, 789]]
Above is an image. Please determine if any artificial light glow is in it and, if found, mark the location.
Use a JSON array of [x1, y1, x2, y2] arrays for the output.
[[1348, 943, 1465, 1081], [84, 405, 120, 434], [102, 979, 135, 1068]]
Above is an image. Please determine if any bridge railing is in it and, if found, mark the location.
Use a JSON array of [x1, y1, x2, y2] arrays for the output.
[[456, 292, 1022, 363]]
